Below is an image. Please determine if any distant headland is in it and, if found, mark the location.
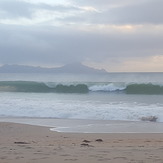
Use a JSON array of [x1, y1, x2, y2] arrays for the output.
[[0, 63, 108, 74]]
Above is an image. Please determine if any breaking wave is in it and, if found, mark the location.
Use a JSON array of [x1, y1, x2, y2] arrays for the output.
[[0, 81, 163, 94], [0, 81, 88, 93]]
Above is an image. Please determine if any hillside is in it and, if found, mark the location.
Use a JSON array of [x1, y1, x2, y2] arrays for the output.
[[0, 63, 108, 74]]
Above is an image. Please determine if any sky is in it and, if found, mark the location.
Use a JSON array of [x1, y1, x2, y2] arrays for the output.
[[0, 0, 163, 72]]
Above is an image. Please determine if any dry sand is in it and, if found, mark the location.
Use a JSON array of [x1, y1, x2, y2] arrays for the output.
[[1, 122, 163, 163]]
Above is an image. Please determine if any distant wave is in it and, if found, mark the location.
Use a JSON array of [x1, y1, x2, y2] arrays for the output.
[[0, 81, 163, 94], [90, 83, 163, 94], [126, 83, 163, 94], [0, 81, 88, 93]]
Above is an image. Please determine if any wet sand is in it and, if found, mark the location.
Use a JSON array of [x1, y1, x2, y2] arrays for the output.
[[1, 122, 163, 163], [1, 117, 163, 133]]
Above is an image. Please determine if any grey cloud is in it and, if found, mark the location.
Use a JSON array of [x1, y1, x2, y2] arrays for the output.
[[68, 0, 163, 25], [71, 0, 130, 8], [1, 0, 163, 25], [0, 0, 163, 69], [0, 0, 33, 18], [0, 24, 163, 66], [0, 0, 81, 20], [0, 25, 87, 65], [108, 0, 163, 25], [36, 3, 79, 12]]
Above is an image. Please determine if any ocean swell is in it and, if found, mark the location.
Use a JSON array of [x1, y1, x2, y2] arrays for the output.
[[0, 81, 89, 93], [126, 83, 163, 95], [0, 81, 163, 94]]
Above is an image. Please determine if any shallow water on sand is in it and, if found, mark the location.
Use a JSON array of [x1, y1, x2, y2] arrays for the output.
[[1, 118, 163, 133]]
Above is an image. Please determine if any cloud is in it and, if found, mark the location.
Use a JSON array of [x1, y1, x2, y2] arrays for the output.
[[85, 55, 163, 72], [0, 0, 99, 26], [73, 0, 163, 25], [0, 0, 33, 18], [0, 23, 163, 66], [117, 55, 163, 72], [108, 0, 163, 25], [0, 25, 89, 65], [1, 0, 163, 25], [0, 0, 163, 71]]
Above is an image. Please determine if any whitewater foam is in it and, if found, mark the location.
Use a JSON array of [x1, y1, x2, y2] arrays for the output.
[[0, 92, 163, 122], [89, 83, 126, 92]]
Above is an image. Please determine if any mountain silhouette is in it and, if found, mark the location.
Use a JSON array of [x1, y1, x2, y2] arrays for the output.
[[0, 63, 108, 74]]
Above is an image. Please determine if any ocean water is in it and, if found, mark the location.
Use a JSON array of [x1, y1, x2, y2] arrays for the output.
[[0, 72, 163, 122]]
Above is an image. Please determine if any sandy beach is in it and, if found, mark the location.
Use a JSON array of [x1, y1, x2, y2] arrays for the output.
[[1, 122, 163, 163]]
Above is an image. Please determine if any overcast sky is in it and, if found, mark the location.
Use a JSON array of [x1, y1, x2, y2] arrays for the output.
[[0, 0, 163, 72]]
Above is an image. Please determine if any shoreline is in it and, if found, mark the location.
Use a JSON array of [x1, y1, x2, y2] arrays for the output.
[[1, 122, 163, 163], [1, 117, 163, 133]]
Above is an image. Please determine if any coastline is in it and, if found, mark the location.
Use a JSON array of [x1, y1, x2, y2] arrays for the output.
[[1, 121, 163, 163], [1, 117, 163, 133]]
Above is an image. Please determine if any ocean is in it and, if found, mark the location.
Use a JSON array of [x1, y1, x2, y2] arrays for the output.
[[0, 72, 163, 123]]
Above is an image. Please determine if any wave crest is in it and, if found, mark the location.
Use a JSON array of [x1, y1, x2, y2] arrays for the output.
[[89, 83, 126, 92], [0, 81, 89, 93], [126, 83, 163, 94], [0, 81, 163, 94]]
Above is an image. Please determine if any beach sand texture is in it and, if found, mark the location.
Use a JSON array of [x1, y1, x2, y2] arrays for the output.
[[1, 122, 163, 163]]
